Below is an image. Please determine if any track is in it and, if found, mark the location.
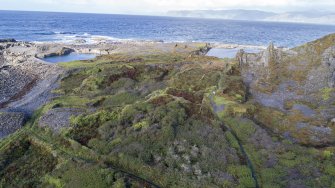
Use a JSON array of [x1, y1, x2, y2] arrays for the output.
[[209, 93, 259, 188]]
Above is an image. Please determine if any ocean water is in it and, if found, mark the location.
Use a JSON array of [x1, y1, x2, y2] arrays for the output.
[[1, 10, 335, 48]]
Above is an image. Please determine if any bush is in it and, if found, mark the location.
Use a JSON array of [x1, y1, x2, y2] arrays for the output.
[[133, 120, 150, 130], [112, 179, 126, 188], [103, 92, 140, 107], [227, 165, 252, 178], [68, 110, 118, 145]]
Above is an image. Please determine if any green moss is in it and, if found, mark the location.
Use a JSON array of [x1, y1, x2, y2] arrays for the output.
[[225, 118, 256, 143], [52, 162, 115, 188], [238, 176, 256, 188], [103, 92, 140, 107], [0, 139, 58, 187], [80, 75, 105, 91], [4, 43, 335, 187], [323, 150, 334, 159], [68, 110, 118, 145], [227, 165, 253, 178], [112, 179, 126, 188], [133, 120, 150, 130], [225, 132, 240, 150], [42, 175, 64, 188], [320, 87, 334, 101], [325, 165, 335, 176], [213, 95, 234, 106]]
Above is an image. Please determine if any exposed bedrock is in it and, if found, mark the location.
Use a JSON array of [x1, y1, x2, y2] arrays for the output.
[[0, 41, 65, 138], [0, 112, 25, 139], [0, 40, 208, 139], [237, 34, 335, 146], [38, 108, 85, 133]]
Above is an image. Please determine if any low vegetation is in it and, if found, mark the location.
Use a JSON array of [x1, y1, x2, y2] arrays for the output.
[[1, 42, 334, 187]]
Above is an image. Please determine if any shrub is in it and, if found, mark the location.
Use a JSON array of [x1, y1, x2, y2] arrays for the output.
[[68, 111, 118, 145], [323, 150, 334, 160], [239, 176, 256, 188], [227, 165, 252, 178], [225, 132, 240, 150], [81, 75, 105, 91], [112, 179, 126, 188], [133, 120, 150, 130], [320, 87, 334, 101], [0, 140, 57, 187], [325, 165, 335, 176], [103, 92, 140, 107]]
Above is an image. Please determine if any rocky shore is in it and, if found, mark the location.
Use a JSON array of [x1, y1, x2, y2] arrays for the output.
[[0, 39, 210, 139], [0, 35, 334, 187], [0, 36, 334, 144]]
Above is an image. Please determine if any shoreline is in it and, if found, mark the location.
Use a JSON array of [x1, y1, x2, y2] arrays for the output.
[[0, 39, 215, 139]]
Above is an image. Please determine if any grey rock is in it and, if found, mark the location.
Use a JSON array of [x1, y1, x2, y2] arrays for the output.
[[39, 108, 85, 133], [0, 112, 25, 139], [237, 39, 335, 145], [74, 39, 87, 44], [291, 104, 316, 117], [0, 38, 16, 43], [43, 47, 75, 58], [322, 46, 335, 87]]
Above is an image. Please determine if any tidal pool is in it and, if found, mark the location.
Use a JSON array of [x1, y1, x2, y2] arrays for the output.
[[42, 53, 96, 63]]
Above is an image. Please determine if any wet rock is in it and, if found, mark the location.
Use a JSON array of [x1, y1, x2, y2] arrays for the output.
[[43, 47, 75, 58], [74, 39, 87, 44], [0, 38, 16, 43]]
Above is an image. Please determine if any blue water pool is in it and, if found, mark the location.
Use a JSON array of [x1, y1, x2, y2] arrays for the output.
[[42, 53, 96, 63]]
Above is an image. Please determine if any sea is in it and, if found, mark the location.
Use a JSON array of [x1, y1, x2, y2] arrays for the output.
[[1, 10, 335, 48]]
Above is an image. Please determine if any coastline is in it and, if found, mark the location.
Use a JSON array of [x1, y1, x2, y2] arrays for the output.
[[0, 39, 214, 139], [0, 32, 334, 187]]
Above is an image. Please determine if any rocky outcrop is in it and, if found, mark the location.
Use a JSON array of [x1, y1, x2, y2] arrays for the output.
[[39, 108, 85, 133], [0, 112, 25, 139], [0, 42, 64, 110], [42, 47, 75, 58], [237, 35, 335, 146], [0, 38, 16, 43], [322, 46, 335, 88]]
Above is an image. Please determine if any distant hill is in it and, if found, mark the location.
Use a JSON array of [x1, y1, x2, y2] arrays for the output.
[[167, 9, 335, 25]]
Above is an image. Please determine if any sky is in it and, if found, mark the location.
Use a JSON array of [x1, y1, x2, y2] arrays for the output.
[[0, 0, 334, 15]]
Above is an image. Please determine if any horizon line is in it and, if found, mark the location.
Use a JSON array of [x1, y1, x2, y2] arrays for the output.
[[0, 9, 334, 27]]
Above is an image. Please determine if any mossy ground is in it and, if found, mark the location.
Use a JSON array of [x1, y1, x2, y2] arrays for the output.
[[0, 43, 334, 187]]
